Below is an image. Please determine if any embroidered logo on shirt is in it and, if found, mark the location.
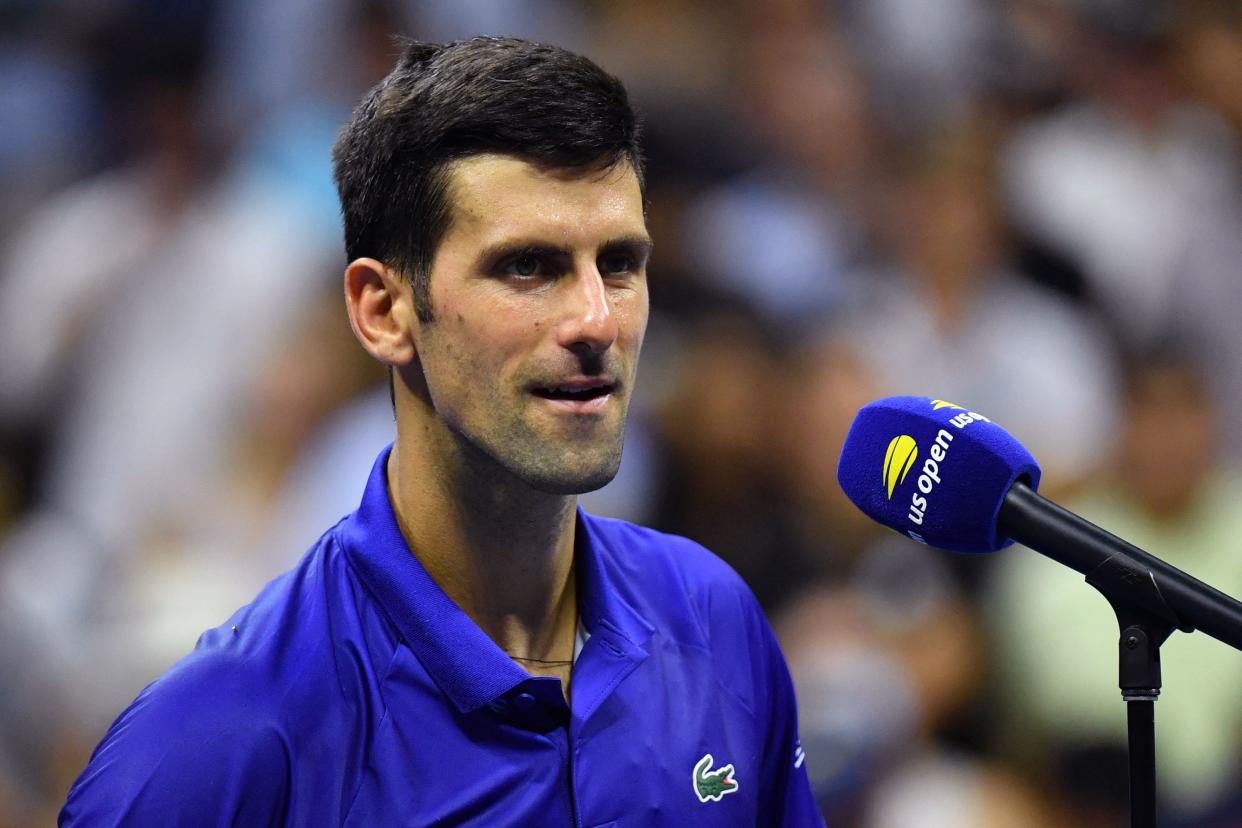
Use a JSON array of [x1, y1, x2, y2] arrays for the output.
[[693, 753, 739, 803]]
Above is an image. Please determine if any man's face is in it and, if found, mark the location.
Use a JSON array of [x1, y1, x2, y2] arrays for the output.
[[409, 154, 650, 494]]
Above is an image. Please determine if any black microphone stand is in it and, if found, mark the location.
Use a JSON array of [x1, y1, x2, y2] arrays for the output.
[[1085, 549, 1187, 827], [1000, 484, 1199, 828], [1108, 603, 1174, 828]]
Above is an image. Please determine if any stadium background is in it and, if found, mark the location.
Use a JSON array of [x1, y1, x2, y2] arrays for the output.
[[2, 0, 1242, 824]]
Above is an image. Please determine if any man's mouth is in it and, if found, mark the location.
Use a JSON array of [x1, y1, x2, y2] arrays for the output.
[[531, 379, 617, 407]]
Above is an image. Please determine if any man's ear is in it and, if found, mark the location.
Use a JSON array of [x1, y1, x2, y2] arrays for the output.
[[344, 258, 418, 367]]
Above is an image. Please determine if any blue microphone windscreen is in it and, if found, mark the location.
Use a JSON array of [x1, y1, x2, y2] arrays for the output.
[[836, 396, 1042, 553]]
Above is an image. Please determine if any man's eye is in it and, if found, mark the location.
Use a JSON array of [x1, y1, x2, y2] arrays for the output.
[[505, 254, 541, 278], [599, 253, 635, 275]]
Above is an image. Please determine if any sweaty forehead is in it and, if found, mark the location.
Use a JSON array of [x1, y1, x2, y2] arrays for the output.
[[441, 154, 646, 248]]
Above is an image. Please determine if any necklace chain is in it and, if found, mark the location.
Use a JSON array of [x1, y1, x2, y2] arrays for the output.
[[508, 654, 574, 666]]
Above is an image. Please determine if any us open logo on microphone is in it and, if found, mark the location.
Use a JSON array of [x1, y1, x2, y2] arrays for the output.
[[883, 430, 954, 537], [880, 399, 990, 543], [882, 435, 918, 499]]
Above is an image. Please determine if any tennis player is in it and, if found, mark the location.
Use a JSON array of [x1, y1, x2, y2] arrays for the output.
[[61, 37, 823, 826]]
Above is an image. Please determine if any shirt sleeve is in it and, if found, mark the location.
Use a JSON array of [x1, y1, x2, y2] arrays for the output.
[[59, 659, 292, 827]]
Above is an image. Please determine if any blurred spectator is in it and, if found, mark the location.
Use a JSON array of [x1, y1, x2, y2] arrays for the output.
[[776, 336, 890, 579], [1001, 6, 1239, 346], [204, 0, 590, 151], [0, 282, 380, 814], [679, 12, 880, 329], [0, 66, 211, 429], [837, 0, 1002, 138], [990, 347, 1242, 820], [779, 538, 1047, 826], [0, 10, 349, 812], [1165, 1, 1242, 473], [0, 45, 341, 547], [1176, 0, 1242, 139], [1166, 200, 1242, 474], [0, 5, 102, 241], [834, 117, 1121, 490], [648, 302, 812, 613]]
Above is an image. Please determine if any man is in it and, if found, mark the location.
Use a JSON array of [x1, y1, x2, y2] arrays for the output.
[[61, 37, 823, 825]]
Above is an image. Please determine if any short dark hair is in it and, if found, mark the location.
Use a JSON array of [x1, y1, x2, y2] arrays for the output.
[[332, 36, 645, 322]]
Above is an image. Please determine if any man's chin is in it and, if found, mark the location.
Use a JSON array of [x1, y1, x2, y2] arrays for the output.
[[508, 444, 624, 495], [520, 463, 620, 496]]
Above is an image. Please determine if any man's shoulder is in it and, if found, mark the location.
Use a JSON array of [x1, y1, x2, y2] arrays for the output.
[[110, 532, 354, 730], [173, 524, 389, 704], [62, 527, 384, 822], [61, 581, 302, 822]]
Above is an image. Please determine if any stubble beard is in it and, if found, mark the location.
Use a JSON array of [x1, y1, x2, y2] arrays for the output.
[[418, 326, 636, 496], [471, 402, 629, 495], [487, 349, 634, 495]]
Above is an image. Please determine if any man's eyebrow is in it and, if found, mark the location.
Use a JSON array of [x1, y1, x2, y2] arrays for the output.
[[599, 235, 654, 258], [475, 235, 654, 267], [475, 241, 571, 269]]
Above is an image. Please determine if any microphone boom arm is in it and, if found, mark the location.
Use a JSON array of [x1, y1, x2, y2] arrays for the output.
[[998, 480, 1242, 654]]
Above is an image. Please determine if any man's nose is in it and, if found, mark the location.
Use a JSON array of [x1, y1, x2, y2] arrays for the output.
[[555, 268, 618, 355]]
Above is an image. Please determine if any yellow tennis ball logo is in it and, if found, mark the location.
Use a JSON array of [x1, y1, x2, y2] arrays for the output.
[[883, 435, 919, 499], [931, 399, 964, 411]]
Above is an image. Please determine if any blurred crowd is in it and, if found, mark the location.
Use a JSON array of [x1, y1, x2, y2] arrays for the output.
[[2, 0, 1242, 824]]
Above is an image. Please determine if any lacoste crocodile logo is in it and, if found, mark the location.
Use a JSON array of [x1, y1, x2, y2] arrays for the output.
[[693, 753, 739, 803]]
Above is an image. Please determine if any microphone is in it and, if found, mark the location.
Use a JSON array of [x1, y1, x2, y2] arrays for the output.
[[836, 395, 1242, 653]]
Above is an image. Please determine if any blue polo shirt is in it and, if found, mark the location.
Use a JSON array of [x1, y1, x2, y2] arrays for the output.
[[62, 447, 823, 826]]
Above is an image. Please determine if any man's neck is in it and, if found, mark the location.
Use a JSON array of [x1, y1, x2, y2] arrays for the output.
[[386, 433, 580, 668]]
